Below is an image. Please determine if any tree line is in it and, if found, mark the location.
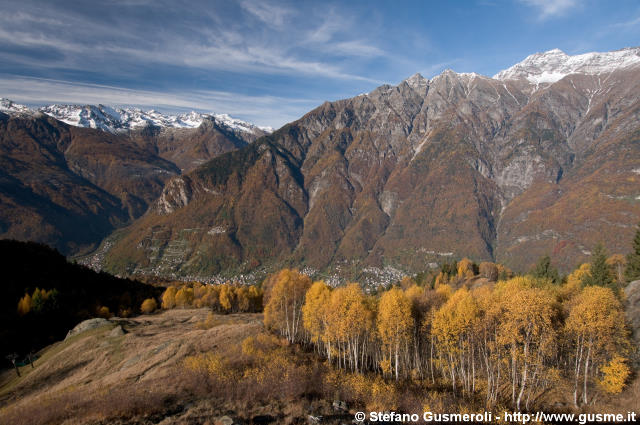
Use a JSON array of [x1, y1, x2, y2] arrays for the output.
[[4, 240, 161, 363], [159, 281, 263, 313], [263, 228, 640, 411]]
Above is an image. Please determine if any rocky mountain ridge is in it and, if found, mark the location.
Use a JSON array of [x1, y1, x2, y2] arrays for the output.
[[494, 46, 640, 84], [0, 98, 272, 139], [0, 101, 263, 255], [97, 48, 640, 278]]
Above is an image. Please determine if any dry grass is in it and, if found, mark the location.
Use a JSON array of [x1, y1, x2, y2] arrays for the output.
[[0, 309, 263, 425], [2, 307, 638, 424]]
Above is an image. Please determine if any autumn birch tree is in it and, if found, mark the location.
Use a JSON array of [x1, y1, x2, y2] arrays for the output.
[[565, 286, 629, 407], [496, 277, 557, 411], [263, 269, 312, 343], [377, 287, 413, 381]]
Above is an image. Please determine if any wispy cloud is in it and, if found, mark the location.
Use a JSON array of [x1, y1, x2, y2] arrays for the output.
[[0, 0, 512, 126], [239, 0, 295, 28], [593, 12, 640, 39], [520, 0, 578, 19], [610, 15, 640, 29], [0, 1, 384, 83]]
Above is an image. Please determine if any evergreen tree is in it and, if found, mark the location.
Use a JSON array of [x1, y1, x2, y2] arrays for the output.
[[582, 243, 614, 288], [531, 255, 560, 284], [624, 224, 640, 282]]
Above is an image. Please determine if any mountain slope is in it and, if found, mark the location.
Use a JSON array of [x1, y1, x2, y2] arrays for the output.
[[98, 47, 640, 278], [0, 104, 265, 254], [1, 99, 272, 137], [0, 114, 131, 254]]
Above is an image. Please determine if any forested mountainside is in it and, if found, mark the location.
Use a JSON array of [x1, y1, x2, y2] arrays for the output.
[[99, 48, 640, 277], [0, 240, 160, 361], [0, 107, 264, 255]]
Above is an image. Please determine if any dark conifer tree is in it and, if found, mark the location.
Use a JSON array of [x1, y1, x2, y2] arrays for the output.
[[583, 243, 614, 288], [624, 224, 640, 282], [532, 254, 560, 284]]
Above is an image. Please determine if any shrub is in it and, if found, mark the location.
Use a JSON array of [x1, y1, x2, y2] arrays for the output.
[[140, 298, 157, 314]]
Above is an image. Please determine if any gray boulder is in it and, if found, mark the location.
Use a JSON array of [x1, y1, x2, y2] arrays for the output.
[[65, 318, 110, 340]]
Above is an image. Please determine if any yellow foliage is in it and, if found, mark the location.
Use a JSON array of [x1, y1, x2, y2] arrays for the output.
[[561, 263, 590, 299], [140, 298, 157, 314], [240, 333, 284, 358], [566, 286, 628, 357], [432, 288, 478, 355], [599, 356, 630, 394], [404, 284, 423, 303], [368, 376, 398, 412], [496, 263, 513, 280], [380, 358, 392, 375], [457, 258, 475, 279], [192, 282, 206, 300], [219, 284, 235, 312], [175, 287, 194, 308], [493, 275, 540, 297], [377, 287, 413, 379], [496, 281, 556, 347], [377, 287, 413, 349], [202, 285, 220, 309], [160, 282, 262, 313], [399, 275, 416, 289], [17, 293, 31, 316], [345, 373, 370, 403], [184, 352, 232, 382], [606, 254, 626, 284], [326, 283, 373, 346], [161, 286, 177, 309], [302, 281, 331, 344], [247, 285, 263, 311], [236, 286, 250, 312], [434, 282, 453, 299], [263, 269, 313, 343], [97, 306, 111, 318], [434, 271, 449, 287], [196, 312, 219, 329]]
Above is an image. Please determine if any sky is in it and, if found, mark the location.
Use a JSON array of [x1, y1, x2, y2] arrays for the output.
[[0, 0, 639, 128]]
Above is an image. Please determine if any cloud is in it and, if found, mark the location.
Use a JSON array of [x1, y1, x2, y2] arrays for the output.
[[610, 15, 640, 30], [520, 0, 578, 19], [239, 0, 294, 28], [0, 76, 320, 128], [0, 2, 384, 84], [0, 1, 448, 127], [419, 60, 462, 78]]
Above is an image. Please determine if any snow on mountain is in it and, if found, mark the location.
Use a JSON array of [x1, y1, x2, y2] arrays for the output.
[[0, 99, 272, 136], [494, 47, 640, 84], [39, 104, 126, 132], [5, 47, 639, 133], [0, 98, 33, 115]]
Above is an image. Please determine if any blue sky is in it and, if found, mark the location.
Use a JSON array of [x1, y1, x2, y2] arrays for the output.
[[0, 0, 638, 128]]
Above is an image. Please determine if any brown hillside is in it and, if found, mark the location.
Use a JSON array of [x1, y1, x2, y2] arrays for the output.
[[102, 66, 640, 276]]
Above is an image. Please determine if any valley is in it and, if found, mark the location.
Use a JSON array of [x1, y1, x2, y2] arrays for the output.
[[2, 40, 640, 424], [78, 48, 640, 279]]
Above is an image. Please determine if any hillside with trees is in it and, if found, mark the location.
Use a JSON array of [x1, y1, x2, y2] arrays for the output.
[[1, 227, 639, 423], [0, 240, 161, 363]]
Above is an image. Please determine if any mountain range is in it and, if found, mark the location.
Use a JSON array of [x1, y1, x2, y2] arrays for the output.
[[0, 102, 269, 255], [2, 47, 640, 279]]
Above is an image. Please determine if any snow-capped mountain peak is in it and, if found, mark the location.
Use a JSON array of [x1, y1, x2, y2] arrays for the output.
[[494, 47, 640, 84], [0, 98, 33, 115], [0, 100, 272, 136], [39, 104, 124, 132]]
